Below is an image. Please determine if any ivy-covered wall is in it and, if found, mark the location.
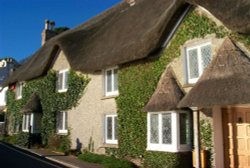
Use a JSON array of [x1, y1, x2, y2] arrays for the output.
[[6, 70, 89, 145], [116, 8, 250, 167]]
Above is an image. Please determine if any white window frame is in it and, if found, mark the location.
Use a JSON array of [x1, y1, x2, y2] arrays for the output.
[[22, 113, 33, 132], [57, 69, 69, 93], [0, 87, 8, 106], [104, 67, 118, 97], [147, 111, 191, 152], [57, 111, 68, 134], [105, 114, 118, 144], [16, 82, 24, 99], [185, 42, 211, 84]]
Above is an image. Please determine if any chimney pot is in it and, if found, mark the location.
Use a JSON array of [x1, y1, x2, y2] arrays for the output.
[[45, 19, 50, 30]]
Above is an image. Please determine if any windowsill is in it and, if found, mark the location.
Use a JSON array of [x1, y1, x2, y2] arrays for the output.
[[101, 143, 119, 148], [22, 130, 29, 132], [57, 89, 68, 93], [101, 94, 119, 100], [16, 96, 22, 100], [57, 130, 68, 135], [182, 83, 195, 88]]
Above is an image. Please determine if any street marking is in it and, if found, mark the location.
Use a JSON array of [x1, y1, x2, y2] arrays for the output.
[[0, 142, 64, 168]]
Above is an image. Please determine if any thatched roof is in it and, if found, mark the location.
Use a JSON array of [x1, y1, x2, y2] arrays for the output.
[[2, 0, 187, 86], [21, 93, 42, 113], [178, 37, 250, 108], [186, 0, 250, 34], [143, 67, 185, 112]]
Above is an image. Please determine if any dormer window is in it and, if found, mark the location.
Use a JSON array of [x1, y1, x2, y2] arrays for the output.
[[104, 67, 118, 97], [16, 82, 24, 99], [185, 42, 211, 84], [57, 69, 69, 92]]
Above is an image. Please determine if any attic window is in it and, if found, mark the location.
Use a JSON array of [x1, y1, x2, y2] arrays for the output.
[[57, 69, 69, 92], [104, 67, 118, 97], [16, 82, 24, 99], [185, 42, 211, 84]]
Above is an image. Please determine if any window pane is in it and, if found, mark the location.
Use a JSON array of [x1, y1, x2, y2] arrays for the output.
[[188, 49, 199, 79], [64, 71, 68, 90], [107, 117, 113, 140], [150, 114, 159, 143], [106, 70, 112, 92], [64, 112, 68, 130], [180, 113, 190, 144], [113, 69, 118, 91], [58, 112, 63, 130], [114, 116, 118, 140], [201, 45, 211, 70], [58, 73, 63, 90], [0, 113, 5, 122], [162, 113, 172, 144]]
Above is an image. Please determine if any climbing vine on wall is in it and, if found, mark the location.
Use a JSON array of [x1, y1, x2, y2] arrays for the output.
[[116, 8, 250, 166], [7, 70, 89, 145]]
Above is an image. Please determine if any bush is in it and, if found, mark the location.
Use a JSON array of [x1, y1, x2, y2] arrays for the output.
[[15, 132, 29, 147], [143, 151, 192, 168], [78, 152, 135, 168], [47, 134, 71, 154]]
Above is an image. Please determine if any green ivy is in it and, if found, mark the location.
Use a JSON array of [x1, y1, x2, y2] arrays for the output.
[[116, 8, 249, 165], [6, 70, 89, 145]]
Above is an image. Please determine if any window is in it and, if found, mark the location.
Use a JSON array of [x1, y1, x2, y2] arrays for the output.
[[105, 115, 118, 144], [22, 113, 32, 132], [0, 87, 8, 106], [57, 111, 68, 134], [0, 113, 5, 123], [16, 82, 24, 99], [57, 69, 69, 92], [104, 67, 118, 96], [147, 111, 191, 152], [185, 42, 211, 83]]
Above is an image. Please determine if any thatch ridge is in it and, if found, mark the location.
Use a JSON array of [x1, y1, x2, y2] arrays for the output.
[[143, 66, 185, 112], [178, 37, 250, 108], [186, 0, 250, 34], [2, 0, 187, 86]]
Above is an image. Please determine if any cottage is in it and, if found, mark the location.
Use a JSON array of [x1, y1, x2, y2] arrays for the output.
[[2, 0, 250, 167]]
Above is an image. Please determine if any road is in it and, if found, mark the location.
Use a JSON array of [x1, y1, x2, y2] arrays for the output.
[[0, 142, 68, 168]]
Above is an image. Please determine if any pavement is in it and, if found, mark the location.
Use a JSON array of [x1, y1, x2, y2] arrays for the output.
[[4, 143, 103, 168]]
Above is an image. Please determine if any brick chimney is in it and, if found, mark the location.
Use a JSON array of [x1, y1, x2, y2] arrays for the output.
[[41, 19, 57, 46], [124, 0, 136, 6]]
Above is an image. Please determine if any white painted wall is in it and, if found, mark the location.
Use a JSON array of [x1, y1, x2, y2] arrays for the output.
[[0, 87, 8, 107]]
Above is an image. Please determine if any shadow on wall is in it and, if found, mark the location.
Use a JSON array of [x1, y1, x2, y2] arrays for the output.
[[76, 138, 82, 152]]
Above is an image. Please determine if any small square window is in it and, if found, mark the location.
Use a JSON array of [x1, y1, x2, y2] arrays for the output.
[[16, 82, 24, 99], [185, 43, 211, 84], [57, 69, 69, 93], [105, 114, 118, 144], [104, 67, 118, 96], [57, 111, 68, 134]]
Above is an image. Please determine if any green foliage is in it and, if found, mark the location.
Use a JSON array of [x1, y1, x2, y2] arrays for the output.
[[116, 9, 230, 158], [78, 152, 135, 168], [143, 152, 192, 168], [200, 119, 212, 150], [48, 133, 71, 153], [6, 70, 89, 146], [15, 132, 29, 147]]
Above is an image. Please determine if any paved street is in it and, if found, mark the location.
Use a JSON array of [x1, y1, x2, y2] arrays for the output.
[[0, 142, 68, 168]]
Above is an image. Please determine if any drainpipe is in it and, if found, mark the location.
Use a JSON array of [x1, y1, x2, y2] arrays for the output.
[[191, 107, 201, 168]]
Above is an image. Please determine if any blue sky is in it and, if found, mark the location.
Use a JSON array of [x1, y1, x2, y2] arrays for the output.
[[0, 0, 121, 62]]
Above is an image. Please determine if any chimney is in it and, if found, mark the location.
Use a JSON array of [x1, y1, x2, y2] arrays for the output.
[[41, 19, 57, 46], [124, 0, 136, 6]]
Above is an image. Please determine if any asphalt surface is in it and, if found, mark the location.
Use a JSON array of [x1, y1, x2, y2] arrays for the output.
[[0, 142, 68, 168]]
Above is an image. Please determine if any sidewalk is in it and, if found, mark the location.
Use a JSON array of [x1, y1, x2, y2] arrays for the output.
[[24, 147, 103, 168]]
